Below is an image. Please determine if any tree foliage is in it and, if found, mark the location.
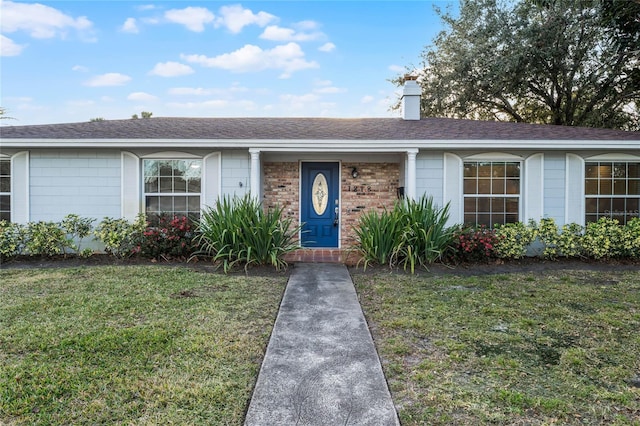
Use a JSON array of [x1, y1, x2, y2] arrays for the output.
[[395, 0, 640, 131]]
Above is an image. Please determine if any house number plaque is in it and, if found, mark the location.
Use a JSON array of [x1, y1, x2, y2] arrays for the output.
[[312, 173, 328, 215]]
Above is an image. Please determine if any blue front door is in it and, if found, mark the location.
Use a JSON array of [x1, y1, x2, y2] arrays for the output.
[[301, 162, 339, 248]]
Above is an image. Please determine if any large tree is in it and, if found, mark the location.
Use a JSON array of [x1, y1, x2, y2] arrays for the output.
[[397, 0, 640, 131]]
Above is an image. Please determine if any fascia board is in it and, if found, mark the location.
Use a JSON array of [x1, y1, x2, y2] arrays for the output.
[[1, 138, 638, 150]]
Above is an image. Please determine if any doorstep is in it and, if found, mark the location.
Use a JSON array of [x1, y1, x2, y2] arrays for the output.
[[284, 248, 362, 266]]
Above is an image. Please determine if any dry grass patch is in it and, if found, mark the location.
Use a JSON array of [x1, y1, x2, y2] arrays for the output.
[[354, 270, 640, 425]]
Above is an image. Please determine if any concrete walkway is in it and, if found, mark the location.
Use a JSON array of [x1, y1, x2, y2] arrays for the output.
[[245, 263, 399, 426]]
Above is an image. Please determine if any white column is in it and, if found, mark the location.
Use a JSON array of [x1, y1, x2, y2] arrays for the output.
[[406, 149, 418, 200], [249, 148, 261, 198]]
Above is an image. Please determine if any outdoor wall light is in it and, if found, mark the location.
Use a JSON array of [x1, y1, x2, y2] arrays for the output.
[[351, 167, 359, 178]]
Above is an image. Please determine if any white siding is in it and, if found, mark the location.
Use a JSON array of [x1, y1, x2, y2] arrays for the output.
[[566, 154, 585, 225], [30, 150, 121, 221], [543, 153, 566, 224], [221, 150, 250, 197], [416, 152, 444, 206]]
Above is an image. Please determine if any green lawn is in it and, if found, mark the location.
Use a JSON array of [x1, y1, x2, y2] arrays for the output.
[[354, 269, 640, 425], [0, 266, 287, 425]]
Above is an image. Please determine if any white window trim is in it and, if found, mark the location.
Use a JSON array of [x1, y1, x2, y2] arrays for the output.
[[461, 156, 524, 226], [583, 155, 640, 225]]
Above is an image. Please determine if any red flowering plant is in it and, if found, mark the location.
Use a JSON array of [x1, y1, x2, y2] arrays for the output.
[[449, 225, 499, 263], [134, 214, 196, 260]]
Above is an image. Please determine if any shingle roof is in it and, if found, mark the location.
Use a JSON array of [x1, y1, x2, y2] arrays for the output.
[[2, 117, 639, 140]]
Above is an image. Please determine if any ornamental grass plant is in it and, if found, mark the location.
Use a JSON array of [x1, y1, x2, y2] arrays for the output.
[[195, 194, 301, 272]]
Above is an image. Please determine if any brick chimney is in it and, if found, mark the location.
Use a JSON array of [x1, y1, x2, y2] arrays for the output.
[[401, 74, 421, 120]]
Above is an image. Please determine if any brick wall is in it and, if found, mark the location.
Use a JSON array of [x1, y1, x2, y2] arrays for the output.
[[262, 161, 400, 248]]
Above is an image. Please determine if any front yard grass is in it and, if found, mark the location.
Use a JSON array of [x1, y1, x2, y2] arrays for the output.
[[354, 269, 640, 425], [0, 266, 287, 425]]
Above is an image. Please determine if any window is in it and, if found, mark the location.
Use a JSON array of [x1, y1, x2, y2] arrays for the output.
[[143, 159, 202, 220], [463, 161, 520, 227], [0, 158, 9, 221], [585, 161, 639, 224]]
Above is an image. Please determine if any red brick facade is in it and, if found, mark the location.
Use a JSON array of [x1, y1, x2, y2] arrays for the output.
[[263, 161, 400, 248]]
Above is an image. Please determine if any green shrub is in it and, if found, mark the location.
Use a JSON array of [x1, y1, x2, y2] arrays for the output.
[[0, 221, 26, 261], [94, 214, 146, 258], [196, 194, 301, 272], [493, 221, 538, 259], [23, 221, 74, 256], [583, 217, 624, 259], [60, 214, 96, 254], [353, 207, 404, 269], [622, 218, 640, 258], [396, 196, 454, 272], [556, 222, 584, 258]]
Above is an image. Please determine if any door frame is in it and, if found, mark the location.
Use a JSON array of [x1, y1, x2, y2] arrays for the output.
[[299, 160, 341, 248]]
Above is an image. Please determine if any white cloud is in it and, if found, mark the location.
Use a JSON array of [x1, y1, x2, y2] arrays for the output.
[[314, 86, 346, 94], [0, 34, 25, 56], [149, 61, 194, 77], [168, 85, 249, 96], [72, 65, 88, 72], [127, 92, 158, 102], [166, 100, 229, 109], [1, 1, 93, 39], [165, 7, 214, 32], [259, 25, 323, 42], [137, 5, 157, 11], [182, 42, 318, 78], [361, 95, 375, 104], [388, 64, 405, 73], [318, 42, 335, 53], [215, 5, 276, 33], [120, 17, 139, 33], [279, 93, 321, 111], [84, 73, 131, 87]]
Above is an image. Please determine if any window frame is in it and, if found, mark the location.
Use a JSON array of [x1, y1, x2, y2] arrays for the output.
[[0, 157, 10, 222], [462, 159, 523, 228], [142, 158, 203, 221], [584, 160, 640, 225]]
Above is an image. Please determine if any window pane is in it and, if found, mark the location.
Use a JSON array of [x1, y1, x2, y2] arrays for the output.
[[0, 160, 10, 176], [613, 180, 627, 195], [585, 163, 598, 178], [585, 198, 597, 213], [505, 198, 519, 213], [598, 198, 611, 214], [627, 198, 639, 217], [159, 162, 173, 176], [160, 197, 174, 212], [145, 178, 158, 193], [174, 197, 186, 211], [188, 177, 201, 193], [492, 163, 506, 178], [629, 180, 640, 195], [505, 163, 520, 177], [477, 197, 490, 212], [506, 179, 519, 194], [0, 195, 10, 211], [477, 214, 491, 227], [464, 197, 476, 212], [464, 214, 476, 225], [187, 196, 200, 211], [478, 179, 491, 194], [160, 177, 173, 192], [0, 177, 10, 193], [585, 179, 598, 195], [464, 179, 477, 194], [491, 197, 505, 212], [145, 196, 159, 213], [599, 179, 612, 195], [174, 177, 187, 192], [598, 164, 612, 179], [505, 214, 518, 224], [613, 163, 627, 179], [628, 163, 640, 179], [612, 198, 625, 217], [478, 163, 492, 177], [492, 179, 505, 194], [463, 163, 477, 178], [585, 214, 598, 224]]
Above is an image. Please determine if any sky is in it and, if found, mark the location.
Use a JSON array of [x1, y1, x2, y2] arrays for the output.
[[1, 0, 456, 125]]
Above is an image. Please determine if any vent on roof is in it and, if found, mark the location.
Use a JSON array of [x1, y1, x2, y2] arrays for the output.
[[402, 74, 421, 121]]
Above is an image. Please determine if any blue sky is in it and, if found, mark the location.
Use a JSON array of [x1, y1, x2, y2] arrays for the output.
[[1, 1, 456, 125]]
